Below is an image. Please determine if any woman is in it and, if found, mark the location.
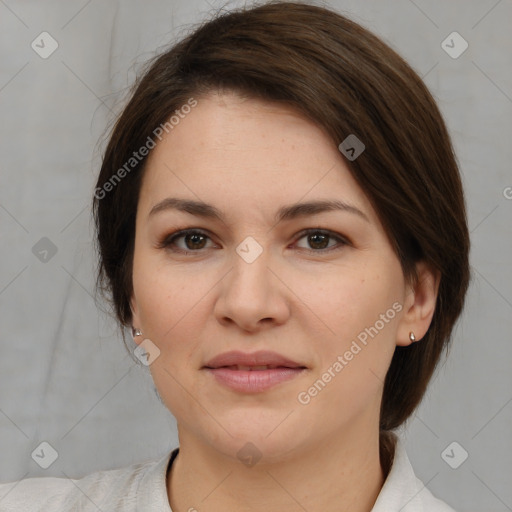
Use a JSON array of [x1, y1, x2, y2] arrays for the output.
[[0, 1, 470, 510]]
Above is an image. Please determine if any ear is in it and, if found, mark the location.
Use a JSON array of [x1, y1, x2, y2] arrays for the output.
[[396, 261, 440, 347], [130, 294, 143, 346]]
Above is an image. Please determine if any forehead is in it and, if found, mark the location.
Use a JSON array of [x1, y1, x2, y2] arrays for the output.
[[138, 92, 378, 226]]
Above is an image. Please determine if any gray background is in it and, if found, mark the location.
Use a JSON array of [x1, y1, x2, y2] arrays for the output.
[[0, 0, 511, 510]]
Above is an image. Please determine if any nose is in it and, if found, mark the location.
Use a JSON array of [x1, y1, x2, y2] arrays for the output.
[[213, 244, 291, 333]]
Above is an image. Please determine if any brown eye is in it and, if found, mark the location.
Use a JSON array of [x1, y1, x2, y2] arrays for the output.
[[306, 232, 330, 250], [182, 232, 208, 250], [158, 229, 214, 253], [157, 228, 348, 255], [294, 229, 348, 252]]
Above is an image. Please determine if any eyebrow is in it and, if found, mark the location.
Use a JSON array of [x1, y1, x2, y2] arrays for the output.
[[148, 197, 370, 223]]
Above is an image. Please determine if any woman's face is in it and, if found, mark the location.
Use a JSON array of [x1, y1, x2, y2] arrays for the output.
[[130, 91, 432, 462]]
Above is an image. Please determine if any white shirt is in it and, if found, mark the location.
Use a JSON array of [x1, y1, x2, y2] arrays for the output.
[[0, 436, 456, 511]]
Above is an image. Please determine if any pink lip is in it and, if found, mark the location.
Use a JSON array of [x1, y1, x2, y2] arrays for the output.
[[203, 350, 305, 369], [204, 367, 307, 392], [202, 350, 308, 393]]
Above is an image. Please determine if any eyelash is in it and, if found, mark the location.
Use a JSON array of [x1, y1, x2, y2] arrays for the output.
[[156, 228, 350, 255]]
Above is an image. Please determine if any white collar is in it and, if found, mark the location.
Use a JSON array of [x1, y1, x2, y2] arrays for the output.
[[371, 433, 455, 511], [137, 435, 455, 511]]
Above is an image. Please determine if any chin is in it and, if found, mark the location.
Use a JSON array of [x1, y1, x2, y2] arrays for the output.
[[197, 410, 310, 465], [211, 434, 303, 467]]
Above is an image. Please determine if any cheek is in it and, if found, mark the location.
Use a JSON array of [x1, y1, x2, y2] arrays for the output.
[[133, 248, 199, 334], [303, 264, 401, 380], [132, 259, 219, 383], [135, 266, 210, 417], [296, 280, 399, 424], [306, 268, 396, 334]]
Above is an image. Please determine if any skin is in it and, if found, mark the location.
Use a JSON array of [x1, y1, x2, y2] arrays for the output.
[[130, 91, 439, 512]]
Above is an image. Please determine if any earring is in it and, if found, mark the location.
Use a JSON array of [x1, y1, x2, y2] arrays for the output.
[[132, 327, 143, 337], [409, 331, 416, 342]]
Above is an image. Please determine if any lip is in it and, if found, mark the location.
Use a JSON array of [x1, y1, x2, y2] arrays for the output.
[[203, 350, 305, 369], [202, 350, 308, 393]]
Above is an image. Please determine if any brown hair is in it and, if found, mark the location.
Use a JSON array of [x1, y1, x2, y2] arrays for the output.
[[92, 0, 470, 461]]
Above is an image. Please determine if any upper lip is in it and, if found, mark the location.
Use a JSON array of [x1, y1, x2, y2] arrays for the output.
[[203, 350, 306, 369]]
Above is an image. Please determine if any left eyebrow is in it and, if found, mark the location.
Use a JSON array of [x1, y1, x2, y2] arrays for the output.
[[148, 198, 370, 223]]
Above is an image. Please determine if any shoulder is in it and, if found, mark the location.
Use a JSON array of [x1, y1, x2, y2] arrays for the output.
[[408, 479, 458, 512], [0, 450, 175, 512], [372, 434, 458, 512]]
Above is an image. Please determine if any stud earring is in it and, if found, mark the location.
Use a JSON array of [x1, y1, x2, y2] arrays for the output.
[[132, 327, 143, 337], [409, 331, 416, 342]]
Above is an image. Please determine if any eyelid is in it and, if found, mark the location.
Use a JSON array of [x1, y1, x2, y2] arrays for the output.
[[155, 228, 218, 251], [157, 227, 350, 254], [293, 228, 350, 247]]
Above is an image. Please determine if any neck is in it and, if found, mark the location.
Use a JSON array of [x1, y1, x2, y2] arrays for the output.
[[167, 426, 393, 512]]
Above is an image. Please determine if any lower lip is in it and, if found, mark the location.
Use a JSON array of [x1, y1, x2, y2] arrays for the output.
[[204, 367, 307, 392]]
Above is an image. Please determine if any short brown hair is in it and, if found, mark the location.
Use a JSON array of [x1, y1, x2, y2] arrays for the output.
[[93, 0, 470, 450]]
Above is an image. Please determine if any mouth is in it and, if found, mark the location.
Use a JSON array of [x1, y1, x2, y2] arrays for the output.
[[202, 351, 308, 392], [206, 364, 304, 371], [203, 350, 306, 369]]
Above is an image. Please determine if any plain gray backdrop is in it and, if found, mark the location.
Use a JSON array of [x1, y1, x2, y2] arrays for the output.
[[0, 1, 511, 511]]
